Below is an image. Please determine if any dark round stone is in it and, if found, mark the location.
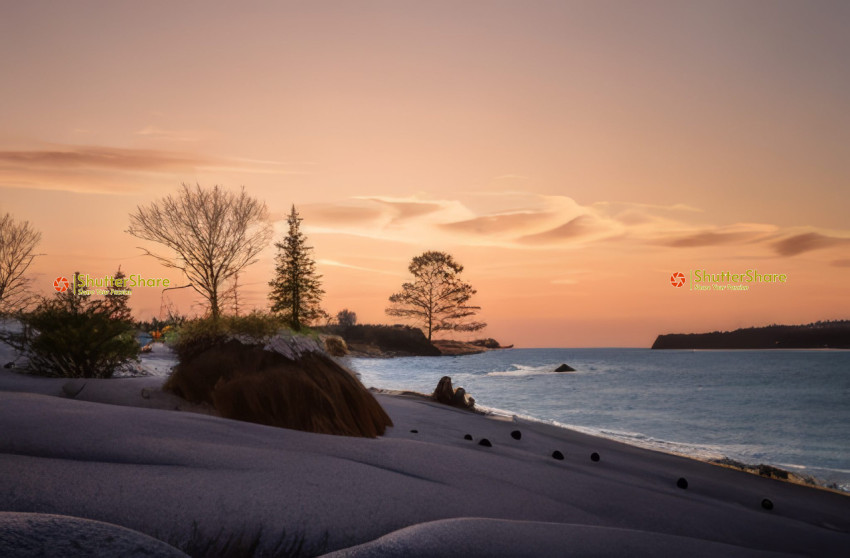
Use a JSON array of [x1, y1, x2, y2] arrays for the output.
[[761, 498, 774, 511], [552, 450, 564, 460], [409, 429, 418, 434], [676, 477, 689, 489], [463, 434, 473, 440], [590, 452, 600, 462], [510, 430, 522, 440], [479, 438, 492, 447]]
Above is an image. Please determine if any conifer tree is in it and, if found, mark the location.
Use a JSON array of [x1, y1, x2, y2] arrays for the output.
[[268, 205, 324, 330], [104, 266, 132, 321]]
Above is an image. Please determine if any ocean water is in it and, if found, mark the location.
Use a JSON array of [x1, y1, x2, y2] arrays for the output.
[[345, 349, 850, 492]]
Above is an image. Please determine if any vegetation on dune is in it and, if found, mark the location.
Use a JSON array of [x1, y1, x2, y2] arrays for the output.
[[6, 279, 139, 378], [167, 312, 290, 362]]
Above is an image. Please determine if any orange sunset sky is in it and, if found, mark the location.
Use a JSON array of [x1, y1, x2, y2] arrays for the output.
[[1, 1, 849, 347]]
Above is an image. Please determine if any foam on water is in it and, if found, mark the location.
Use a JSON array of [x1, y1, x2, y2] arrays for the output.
[[486, 364, 561, 377]]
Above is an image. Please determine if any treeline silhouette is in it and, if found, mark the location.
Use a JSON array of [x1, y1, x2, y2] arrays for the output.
[[652, 320, 850, 349]]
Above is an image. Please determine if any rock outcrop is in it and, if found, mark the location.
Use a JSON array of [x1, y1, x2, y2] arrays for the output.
[[165, 333, 392, 437], [554, 364, 576, 372], [432, 376, 475, 410]]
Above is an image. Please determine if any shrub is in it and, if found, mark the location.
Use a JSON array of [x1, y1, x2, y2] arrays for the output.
[[13, 294, 139, 378], [169, 312, 288, 361]]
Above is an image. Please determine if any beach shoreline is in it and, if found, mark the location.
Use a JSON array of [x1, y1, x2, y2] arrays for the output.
[[1, 362, 849, 556]]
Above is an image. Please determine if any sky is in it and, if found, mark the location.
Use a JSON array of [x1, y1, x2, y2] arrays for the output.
[[1, 0, 849, 347]]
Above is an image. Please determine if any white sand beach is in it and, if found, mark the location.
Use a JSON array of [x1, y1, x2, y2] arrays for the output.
[[1, 356, 848, 557]]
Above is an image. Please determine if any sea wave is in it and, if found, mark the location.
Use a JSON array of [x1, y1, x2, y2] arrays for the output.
[[486, 364, 570, 377]]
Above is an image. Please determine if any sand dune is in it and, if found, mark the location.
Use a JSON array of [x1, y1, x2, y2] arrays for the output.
[[0, 369, 848, 556]]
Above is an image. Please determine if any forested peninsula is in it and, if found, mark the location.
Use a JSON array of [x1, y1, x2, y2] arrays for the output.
[[652, 320, 850, 350]]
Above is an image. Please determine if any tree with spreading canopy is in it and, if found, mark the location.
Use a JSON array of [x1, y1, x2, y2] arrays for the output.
[[0, 212, 41, 314], [268, 205, 324, 330], [127, 183, 272, 320], [336, 308, 357, 328], [386, 250, 486, 341]]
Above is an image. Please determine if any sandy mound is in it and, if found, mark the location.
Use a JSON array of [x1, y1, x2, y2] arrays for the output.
[[0, 512, 187, 558], [165, 336, 392, 437], [321, 517, 795, 558]]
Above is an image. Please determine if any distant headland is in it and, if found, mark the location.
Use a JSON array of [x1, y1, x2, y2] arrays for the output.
[[318, 324, 511, 357], [652, 320, 850, 350]]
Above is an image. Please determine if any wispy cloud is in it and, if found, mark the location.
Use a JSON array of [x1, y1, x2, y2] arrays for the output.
[[0, 145, 212, 171], [772, 232, 850, 256], [301, 193, 850, 263], [440, 211, 556, 236], [360, 197, 446, 223], [0, 143, 314, 194], [316, 258, 402, 276], [664, 229, 773, 248], [518, 215, 614, 245]]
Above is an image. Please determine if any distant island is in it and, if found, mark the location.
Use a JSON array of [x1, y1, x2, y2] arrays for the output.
[[652, 320, 850, 350]]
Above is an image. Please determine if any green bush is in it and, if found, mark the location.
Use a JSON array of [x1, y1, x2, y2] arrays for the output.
[[14, 295, 140, 378], [169, 312, 288, 361]]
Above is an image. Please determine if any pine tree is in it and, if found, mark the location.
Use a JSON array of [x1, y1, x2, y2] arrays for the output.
[[268, 205, 324, 330], [104, 266, 132, 321]]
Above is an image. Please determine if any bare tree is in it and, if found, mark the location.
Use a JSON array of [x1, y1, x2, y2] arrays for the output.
[[386, 251, 486, 341], [127, 183, 272, 320], [0, 213, 41, 313]]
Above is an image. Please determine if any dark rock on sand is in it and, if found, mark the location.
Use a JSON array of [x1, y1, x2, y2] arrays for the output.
[[479, 438, 492, 447], [555, 363, 576, 372], [552, 450, 564, 461], [463, 434, 473, 441], [761, 499, 774, 511], [410, 429, 418, 434], [511, 430, 522, 440], [677, 477, 689, 489], [758, 464, 789, 480], [591, 452, 601, 462], [432, 376, 475, 410]]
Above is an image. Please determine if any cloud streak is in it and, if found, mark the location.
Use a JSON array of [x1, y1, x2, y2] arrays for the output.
[[301, 193, 850, 264], [772, 232, 850, 256], [0, 146, 212, 171], [0, 143, 313, 194]]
